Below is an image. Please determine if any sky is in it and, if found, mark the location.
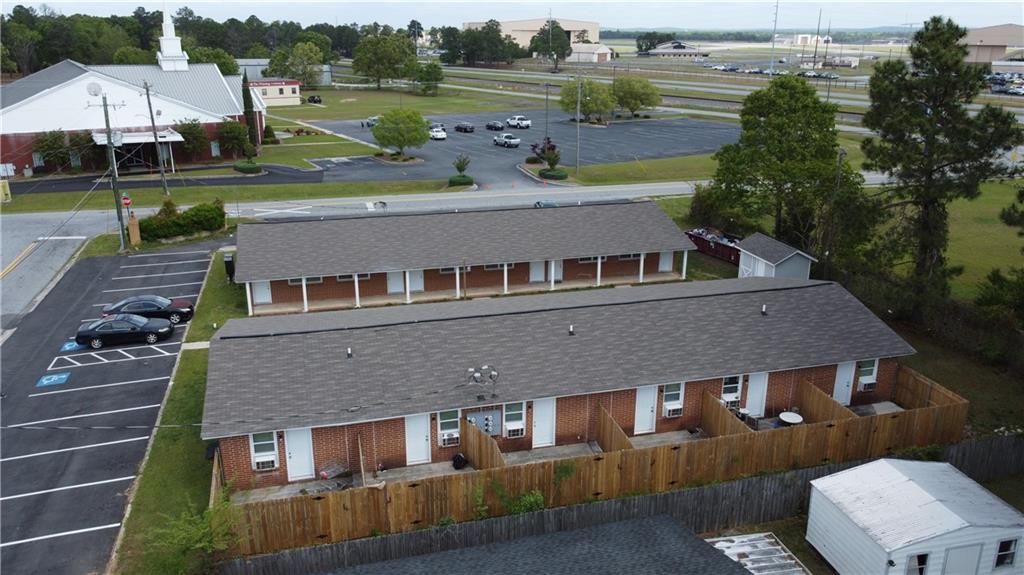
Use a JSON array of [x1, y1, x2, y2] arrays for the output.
[[16, 0, 1024, 30]]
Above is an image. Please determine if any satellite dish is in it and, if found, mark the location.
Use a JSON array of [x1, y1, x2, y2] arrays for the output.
[[86, 82, 102, 97]]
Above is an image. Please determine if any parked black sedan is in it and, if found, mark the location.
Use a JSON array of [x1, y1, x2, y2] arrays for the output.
[[485, 121, 504, 131], [454, 122, 475, 133], [76, 314, 174, 349], [102, 295, 194, 324]]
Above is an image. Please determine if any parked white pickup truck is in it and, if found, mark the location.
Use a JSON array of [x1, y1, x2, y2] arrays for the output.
[[506, 115, 532, 129], [493, 133, 521, 148]]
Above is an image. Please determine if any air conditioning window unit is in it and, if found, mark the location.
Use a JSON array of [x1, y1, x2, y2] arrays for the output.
[[663, 403, 683, 418], [441, 433, 461, 448], [505, 422, 525, 438], [724, 399, 741, 409], [254, 459, 276, 471], [861, 381, 877, 392]]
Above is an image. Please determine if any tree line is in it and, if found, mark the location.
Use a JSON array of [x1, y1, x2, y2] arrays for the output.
[[603, 28, 913, 43]]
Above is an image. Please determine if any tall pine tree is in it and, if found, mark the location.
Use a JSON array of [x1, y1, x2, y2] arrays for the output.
[[241, 71, 258, 146]]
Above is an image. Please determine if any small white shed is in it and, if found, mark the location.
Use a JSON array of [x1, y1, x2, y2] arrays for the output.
[[807, 459, 1024, 575], [736, 232, 816, 279]]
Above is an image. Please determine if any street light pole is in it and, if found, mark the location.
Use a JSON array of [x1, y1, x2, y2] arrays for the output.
[[575, 75, 582, 177], [143, 81, 170, 196], [544, 83, 550, 140], [101, 94, 127, 252], [768, 0, 780, 76]]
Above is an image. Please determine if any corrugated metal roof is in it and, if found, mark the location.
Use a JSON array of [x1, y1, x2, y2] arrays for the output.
[[0, 60, 89, 109], [811, 459, 1024, 552], [88, 63, 242, 116], [223, 75, 266, 112]]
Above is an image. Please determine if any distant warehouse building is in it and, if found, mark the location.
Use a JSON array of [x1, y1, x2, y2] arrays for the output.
[[249, 79, 301, 106], [964, 23, 1024, 72], [235, 59, 333, 87], [462, 17, 599, 49], [642, 40, 710, 58], [566, 43, 614, 63]]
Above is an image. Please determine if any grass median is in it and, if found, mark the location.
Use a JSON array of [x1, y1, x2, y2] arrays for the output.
[[269, 88, 544, 122], [1, 179, 450, 214], [114, 349, 212, 574], [186, 251, 247, 343], [258, 141, 378, 169]]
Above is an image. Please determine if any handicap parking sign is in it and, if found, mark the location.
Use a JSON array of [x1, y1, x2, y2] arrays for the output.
[[60, 341, 86, 352], [36, 372, 71, 387]]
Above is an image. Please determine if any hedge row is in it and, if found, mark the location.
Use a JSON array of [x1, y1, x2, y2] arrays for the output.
[[233, 160, 262, 174], [139, 199, 226, 241], [448, 174, 474, 186], [538, 168, 568, 180]]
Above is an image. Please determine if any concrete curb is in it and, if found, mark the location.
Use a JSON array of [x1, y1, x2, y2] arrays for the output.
[[515, 163, 579, 187]]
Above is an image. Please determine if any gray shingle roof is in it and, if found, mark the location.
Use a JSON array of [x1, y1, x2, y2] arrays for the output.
[[737, 232, 817, 265], [0, 60, 89, 109], [234, 201, 696, 282], [326, 516, 748, 575], [202, 278, 914, 438], [88, 63, 242, 116]]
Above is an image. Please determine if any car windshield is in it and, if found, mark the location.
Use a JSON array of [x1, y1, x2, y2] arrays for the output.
[[125, 315, 148, 327], [108, 297, 134, 309], [152, 296, 171, 306], [87, 319, 107, 330]]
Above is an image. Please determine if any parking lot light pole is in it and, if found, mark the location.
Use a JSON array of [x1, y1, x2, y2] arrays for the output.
[[100, 93, 127, 252], [544, 83, 550, 140], [575, 75, 582, 177]]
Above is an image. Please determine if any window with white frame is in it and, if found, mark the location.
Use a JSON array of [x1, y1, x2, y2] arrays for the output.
[[996, 539, 1018, 568], [440, 267, 468, 274], [438, 409, 460, 446], [261, 88, 267, 96], [577, 256, 607, 264], [291, 87, 297, 94], [337, 273, 371, 282], [617, 253, 641, 261], [503, 402, 525, 437], [484, 263, 508, 271], [32, 152, 44, 167], [278, 87, 284, 95], [722, 376, 742, 405], [250, 432, 278, 470], [287, 278, 303, 286], [663, 383, 683, 417], [905, 553, 928, 575], [305, 276, 323, 284], [857, 359, 879, 391]]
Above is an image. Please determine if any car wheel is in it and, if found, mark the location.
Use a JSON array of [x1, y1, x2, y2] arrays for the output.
[[90, 338, 103, 349], [145, 333, 159, 344], [169, 313, 182, 324]]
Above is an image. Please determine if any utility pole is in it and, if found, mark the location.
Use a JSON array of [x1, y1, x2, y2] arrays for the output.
[[143, 81, 170, 196], [575, 75, 582, 177], [544, 83, 550, 140], [811, 9, 822, 70], [768, 0, 780, 76], [101, 94, 127, 252]]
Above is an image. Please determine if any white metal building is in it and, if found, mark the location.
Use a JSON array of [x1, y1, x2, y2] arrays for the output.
[[462, 17, 599, 49], [566, 43, 613, 63], [736, 233, 816, 280], [807, 459, 1024, 575]]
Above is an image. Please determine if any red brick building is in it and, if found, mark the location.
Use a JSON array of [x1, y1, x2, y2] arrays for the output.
[[234, 201, 697, 315], [202, 278, 915, 490]]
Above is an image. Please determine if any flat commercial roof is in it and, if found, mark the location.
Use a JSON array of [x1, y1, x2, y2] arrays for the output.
[[202, 278, 914, 438], [234, 201, 695, 282]]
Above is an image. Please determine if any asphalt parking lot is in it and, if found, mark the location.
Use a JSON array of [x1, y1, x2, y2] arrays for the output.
[[311, 110, 739, 186], [0, 242, 219, 575]]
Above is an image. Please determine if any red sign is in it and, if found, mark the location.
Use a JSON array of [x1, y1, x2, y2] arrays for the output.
[[122, 195, 132, 207]]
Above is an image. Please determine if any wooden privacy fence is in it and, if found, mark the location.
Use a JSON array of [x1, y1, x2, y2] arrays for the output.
[[700, 391, 753, 436], [595, 404, 633, 452], [459, 418, 505, 470], [895, 366, 968, 409], [210, 447, 225, 504], [797, 380, 857, 423], [229, 367, 968, 556]]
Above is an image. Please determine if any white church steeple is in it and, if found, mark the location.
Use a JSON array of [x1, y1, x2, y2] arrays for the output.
[[157, 11, 189, 71]]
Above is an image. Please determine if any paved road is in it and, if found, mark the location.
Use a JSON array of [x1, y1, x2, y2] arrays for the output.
[[0, 244, 221, 574]]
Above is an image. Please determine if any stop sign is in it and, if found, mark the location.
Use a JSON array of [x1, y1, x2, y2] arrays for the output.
[[122, 195, 132, 208]]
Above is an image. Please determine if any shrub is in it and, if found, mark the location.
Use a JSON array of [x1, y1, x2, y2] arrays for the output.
[[448, 174, 474, 186], [524, 156, 543, 165], [688, 184, 758, 235], [233, 160, 261, 174], [538, 168, 568, 180], [453, 153, 470, 175], [139, 199, 226, 241], [146, 493, 239, 573], [262, 124, 276, 141], [507, 490, 546, 514]]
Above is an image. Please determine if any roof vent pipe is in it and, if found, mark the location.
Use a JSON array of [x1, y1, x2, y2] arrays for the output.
[[761, 304, 767, 316], [569, 324, 575, 335], [346, 347, 353, 358]]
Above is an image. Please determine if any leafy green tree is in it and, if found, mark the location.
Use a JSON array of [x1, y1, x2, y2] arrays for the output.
[[175, 119, 209, 161], [147, 494, 239, 574], [265, 47, 290, 77], [113, 46, 154, 65], [453, 153, 470, 175], [611, 76, 661, 116], [531, 137, 561, 170], [528, 20, 571, 70], [287, 42, 324, 86], [436, 26, 462, 65], [190, 46, 239, 75], [636, 32, 675, 52], [975, 185, 1024, 327], [3, 21, 41, 73], [559, 79, 615, 122], [296, 30, 333, 63], [67, 15, 133, 64], [352, 33, 416, 89], [241, 72, 258, 146], [416, 61, 444, 95], [32, 130, 69, 169], [408, 19, 423, 42], [218, 120, 250, 159], [371, 108, 428, 156], [862, 17, 1024, 314], [0, 45, 16, 73], [244, 44, 270, 58]]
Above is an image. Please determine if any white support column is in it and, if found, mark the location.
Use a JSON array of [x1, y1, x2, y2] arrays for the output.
[[404, 270, 412, 304], [301, 277, 309, 312], [638, 253, 646, 284], [596, 257, 602, 287], [682, 251, 689, 280], [353, 274, 361, 308], [503, 263, 509, 294], [549, 260, 555, 291], [168, 143, 176, 173], [245, 282, 253, 316], [455, 266, 461, 299]]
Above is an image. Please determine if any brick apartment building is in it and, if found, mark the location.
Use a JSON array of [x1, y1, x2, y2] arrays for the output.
[[233, 201, 697, 315], [202, 278, 915, 490]]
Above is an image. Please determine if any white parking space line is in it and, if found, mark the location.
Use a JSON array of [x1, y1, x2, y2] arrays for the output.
[[48, 343, 180, 370], [91, 293, 199, 307], [102, 281, 204, 294], [35, 236, 88, 241], [1, 437, 149, 461], [7, 404, 161, 428], [0, 476, 136, 501], [29, 376, 169, 397], [0, 523, 121, 548], [111, 270, 208, 280], [126, 249, 209, 258], [120, 259, 210, 269]]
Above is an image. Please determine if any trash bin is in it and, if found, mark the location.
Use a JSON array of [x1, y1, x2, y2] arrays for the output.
[[223, 252, 235, 282]]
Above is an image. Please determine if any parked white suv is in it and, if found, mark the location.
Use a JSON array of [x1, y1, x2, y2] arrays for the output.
[[506, 115, 532, 129], [493, 133, 521, 148]]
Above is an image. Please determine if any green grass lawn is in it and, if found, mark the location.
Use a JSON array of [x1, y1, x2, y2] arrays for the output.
[[273, 133, 350, 144], [946, 180, 1022, 300], [984, 475, 1024, 512], [268, 88, 544, 122], [575, 154, 718, 185], [1, 180, 449, 214], [258, 141, 377, 168], [114, 349, 212, 574], [186, 251, 247, 343]]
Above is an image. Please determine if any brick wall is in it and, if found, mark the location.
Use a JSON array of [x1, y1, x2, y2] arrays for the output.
[[852, 357, 898, 406], [268, 274, 390, 305]]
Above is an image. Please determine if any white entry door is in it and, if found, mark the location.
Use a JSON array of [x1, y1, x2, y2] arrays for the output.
[[551, 259, 563, 282], [943, 543, 982, 575], [284, 428, 315, 481], [408, 269, 425, 292], [251, 281, 272, 304], [529, 261, 546, 283], [386, 271, 405, 294], [532, 398, 556, 448], [833, 361, 855, 406], [404, 414, 431, 465], [634, 385, 658, 434], [746, 372, 769, 418], [658, 251, 673, 273]]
